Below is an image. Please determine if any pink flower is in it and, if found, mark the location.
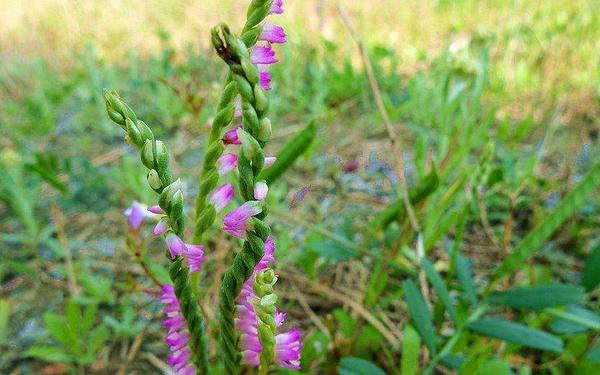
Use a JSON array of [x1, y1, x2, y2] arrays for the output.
[[153, 219, 169, 236], [254, 181, 269, 201], [123, 201, 159, 230], [222, 125, 242, 145], [147, 205, 165, 214], [160, 285, 196, 374], [223, 201, 263, 238], [236, 237, 302, 370], [270, 0, 283, 14], [217, 153, 238, 176], [264, 156, 277, 168], [259, 71, 272, 91], [251, 44, 278, 65], [209, 184, 235, 212], [165, 234, 206, 273], [260, 23, 286, 44]]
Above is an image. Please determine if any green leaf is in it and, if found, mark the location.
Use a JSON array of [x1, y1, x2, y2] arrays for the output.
[[587, 340, 600, 363], [456, 254, 478, 306], [88, 325, 109, 356], [334, 309, 356, 338], [404, 279, 436, 355], [493, 160, 600, 280], [367, 168, 439, 232], [365, 259, 389, 308], [25, 345, 72, 363], [401, 324, 421, 375], [549, 305, 600, 334], [301, 331, 329, 369], [488, 284, 585, 310], [467, 317, 563, 353], [0, 299, 9, 344], [43, 313, 76, 350], [257, 120, 316, 184], [421, 259, 457, 324], [582, 242, 600, 292], [339, 357, 388, 375]]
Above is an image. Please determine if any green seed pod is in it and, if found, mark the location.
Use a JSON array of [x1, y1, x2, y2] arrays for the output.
[[234, 74, 255, 103], [242, 102, 260, 136], [136, 120, 154, 144], [154, 140, 170, 175], [141, 139, 154, 169], [147, 169, 162, 190]]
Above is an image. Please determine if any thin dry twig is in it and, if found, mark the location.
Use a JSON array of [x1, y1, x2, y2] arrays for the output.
[[288, 272, 400, 349], [50, 205, 79, 296], [291, 287, 332, 340], [335, 2, 430, 301], [116, 328, 148, 375]]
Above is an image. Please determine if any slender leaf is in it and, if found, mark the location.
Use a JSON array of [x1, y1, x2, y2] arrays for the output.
[[488, 284, 585, 310], [339, 357, 388, 375], [549, 305, 600, 334], [421, 259, 457, 324], [25, 345, 72, 363], [467, 317, 563, 353], [456, 254, 478, 306], [0, 299, 9, 344], [257, 120, 316, 184], [404, 279, 437, 355], [401, 324, 421, 375], [493, 160, 600, 280], [582, 242, 600, 292]]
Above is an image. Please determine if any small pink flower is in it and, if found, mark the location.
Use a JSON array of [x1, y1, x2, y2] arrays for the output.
[[147, 205, 165, 214], [234, 97, 243, 118], [254, 181, 269, 201], [217, 153, 238, 176], [160, 285, 195, 374], [259, 71, 272, 91], [251, 44, 278, 65], [264, 156, 277, 168], [275, 328, 303, 369], [270, 0, 283, 14], [260, 23, 286, 44], [184, 244, 206, 273], [153, 219, 169, 236], [166, 233, 186, 258], [223, 201, 263, 238], [223, 125, 242, 145], [209, 184, 235, 212], [124, 201, 159, 230]]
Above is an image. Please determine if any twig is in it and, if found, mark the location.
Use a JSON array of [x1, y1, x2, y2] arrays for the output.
[[288, 271, 400, 349], [50, 205, 79, 296], [116, 328, 148, 375], [335, 2, 430, 301], [291, 287, 332, 340]]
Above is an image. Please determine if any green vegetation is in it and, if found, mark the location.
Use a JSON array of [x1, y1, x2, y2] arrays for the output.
[[1, 0, 599, 374]]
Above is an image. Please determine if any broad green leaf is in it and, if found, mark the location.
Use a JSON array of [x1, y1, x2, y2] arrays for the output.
[[25, 345, 72, 363], [549, 305, 600, 334], [404, 279, 436, 355], [43, 313, 77, 350], [301, 331, 329, 369], [582, 242, 600, 292], [339, 357, 388, 375], [257, 120, 316, 184], [456, 255, 478, 306], [493, 160, 600, 280], [488, 284, 585, 310], [421, 259, 457, 324], [467, 317, 563, 353], [401, 324, 420, 375], [367, 168, 439, 232], [81, 303, 98, 336]]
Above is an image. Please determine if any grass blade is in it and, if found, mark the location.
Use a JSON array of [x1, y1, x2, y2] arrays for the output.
[[488, 284, 585, 310], [404, 279, 437, 355]]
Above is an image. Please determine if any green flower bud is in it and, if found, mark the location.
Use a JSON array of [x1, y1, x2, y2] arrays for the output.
[[253, 84, 269, 113], [147, 169, 162, 190], [141, 139, 154, 169], [241, 58, 259, 85], [154, 140, 170, 175], [238, 128, 260, 160], [126, 118, 143, 147], [257, 117, 272, 143]]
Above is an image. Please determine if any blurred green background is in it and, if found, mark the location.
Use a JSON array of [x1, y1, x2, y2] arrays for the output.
[[1, 0, 599, 374]]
